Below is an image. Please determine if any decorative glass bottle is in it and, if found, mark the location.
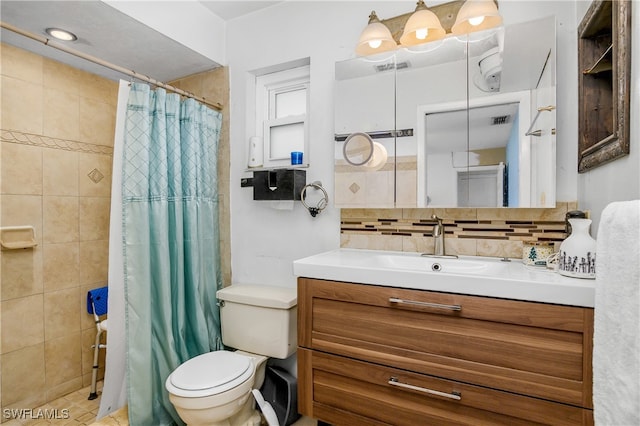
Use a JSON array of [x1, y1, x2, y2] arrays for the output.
[[558, 218, 596, 279]]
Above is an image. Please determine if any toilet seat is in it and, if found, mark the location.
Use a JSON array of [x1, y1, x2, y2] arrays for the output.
[[166, 350, 254, 398]]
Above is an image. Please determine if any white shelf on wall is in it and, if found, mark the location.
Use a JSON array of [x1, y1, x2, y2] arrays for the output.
[[244, 164, 309, 173]]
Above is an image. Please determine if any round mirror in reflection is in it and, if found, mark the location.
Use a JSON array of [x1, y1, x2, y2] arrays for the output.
[[343, 132, 374, 166]]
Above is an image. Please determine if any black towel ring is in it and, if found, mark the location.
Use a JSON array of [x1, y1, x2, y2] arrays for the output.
[[300, 181, 329, 217]]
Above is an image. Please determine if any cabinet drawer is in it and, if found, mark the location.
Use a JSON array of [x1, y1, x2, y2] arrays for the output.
[[299, 349, 593, 426], [298, 278, 593, 408]]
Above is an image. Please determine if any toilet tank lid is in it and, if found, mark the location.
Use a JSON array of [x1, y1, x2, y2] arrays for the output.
[[216, 285, 297, 309]]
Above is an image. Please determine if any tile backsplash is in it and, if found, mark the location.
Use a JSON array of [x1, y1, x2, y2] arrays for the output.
[[341, 202, 578, 259]]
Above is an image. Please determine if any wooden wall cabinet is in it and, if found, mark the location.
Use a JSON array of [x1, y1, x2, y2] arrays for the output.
[[578, 0, 632, 172], [297, 278, 594, 425]]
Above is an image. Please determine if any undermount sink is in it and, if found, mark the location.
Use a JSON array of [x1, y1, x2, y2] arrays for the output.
[[293, 248, 596, 307]]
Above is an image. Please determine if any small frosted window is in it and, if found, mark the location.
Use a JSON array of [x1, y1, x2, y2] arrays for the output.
[[254, 63, 310, 167], [269, 122, 304, 159], [275, 89, 307, 118]]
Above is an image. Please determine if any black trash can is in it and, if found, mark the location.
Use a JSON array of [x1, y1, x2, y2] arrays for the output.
[[259, 365, 300, 426]]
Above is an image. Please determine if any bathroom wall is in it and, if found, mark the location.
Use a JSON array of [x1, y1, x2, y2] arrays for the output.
[[0, 42, 116, 414], [576, 0, 640, 235], [226, 1, 579, 288]]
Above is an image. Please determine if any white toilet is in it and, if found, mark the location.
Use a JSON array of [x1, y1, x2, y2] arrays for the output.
[[165, 285, 297, 426]]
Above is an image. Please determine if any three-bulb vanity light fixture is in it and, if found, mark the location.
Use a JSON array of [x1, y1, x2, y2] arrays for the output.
[[356, 0, 502, 56]]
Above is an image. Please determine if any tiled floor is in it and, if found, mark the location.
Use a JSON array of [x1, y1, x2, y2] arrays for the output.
[[92, 406, 317, 426], [2, 382, 104, 425], [1, 381, 316, 425], [87, 407, 127, 426], [91, 405, 316, 426]]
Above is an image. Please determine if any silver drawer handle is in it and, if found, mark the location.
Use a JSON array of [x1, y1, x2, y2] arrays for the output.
[[389, 297, 461, 311], [389, 377, 461, 401]]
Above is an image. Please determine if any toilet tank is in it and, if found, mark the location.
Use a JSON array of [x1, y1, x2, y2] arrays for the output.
[[216, 285, 297, 359]]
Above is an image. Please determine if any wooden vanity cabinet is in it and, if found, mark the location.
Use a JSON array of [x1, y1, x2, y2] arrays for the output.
[[297, 278, 594, 425]]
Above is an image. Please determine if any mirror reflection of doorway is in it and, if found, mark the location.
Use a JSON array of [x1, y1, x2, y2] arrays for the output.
[[456, 164, 505, 207], [422, 98, 525, 208]]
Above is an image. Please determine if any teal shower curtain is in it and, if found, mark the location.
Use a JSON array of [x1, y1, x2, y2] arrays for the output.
[[121, 83, 224, 425]]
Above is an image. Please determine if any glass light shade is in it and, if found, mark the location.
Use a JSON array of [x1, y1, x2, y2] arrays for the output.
[[400, 8, 445, 46], [451, 0, 502, 35], [356, 11, 397, 56]]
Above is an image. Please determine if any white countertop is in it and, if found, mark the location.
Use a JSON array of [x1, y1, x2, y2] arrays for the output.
[[293, 249, 595, 308]]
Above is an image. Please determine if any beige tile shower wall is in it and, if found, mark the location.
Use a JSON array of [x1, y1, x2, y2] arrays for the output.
[[341, 202, 578, 259], [0, 43, 116, 417], [170, 68, 231, 287]]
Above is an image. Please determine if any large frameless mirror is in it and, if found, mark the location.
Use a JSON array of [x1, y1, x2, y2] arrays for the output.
[[334, 15, 556, 208]]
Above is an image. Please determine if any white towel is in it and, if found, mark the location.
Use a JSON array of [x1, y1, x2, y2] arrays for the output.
[[593, 200, 640, 425]]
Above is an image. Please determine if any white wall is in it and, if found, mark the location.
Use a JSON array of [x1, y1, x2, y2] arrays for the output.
[[226, 1, 582, 288], [576, 1, 640, 236], [226, 2, 411, 288]]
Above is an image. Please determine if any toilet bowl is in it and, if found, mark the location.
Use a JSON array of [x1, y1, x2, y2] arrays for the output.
[[166, 350, 267, 426], [165, 285, 297, 426]]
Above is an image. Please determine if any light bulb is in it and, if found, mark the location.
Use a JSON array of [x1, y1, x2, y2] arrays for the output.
[[468, 16, 485, 26], [45, 27, 77, 41], [415, 28, 429, 40], [368, 39, 383, 49]]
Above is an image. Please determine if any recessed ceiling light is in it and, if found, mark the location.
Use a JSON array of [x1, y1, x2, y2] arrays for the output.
[[45, 27, 77, 42]]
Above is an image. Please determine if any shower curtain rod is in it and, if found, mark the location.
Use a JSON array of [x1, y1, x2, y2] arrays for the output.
[[0, 21, 223, 111]]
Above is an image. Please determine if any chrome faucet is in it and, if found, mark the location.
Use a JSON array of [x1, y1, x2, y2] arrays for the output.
[[431, 214, 445, 256], [421, 215, 457, 259]]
